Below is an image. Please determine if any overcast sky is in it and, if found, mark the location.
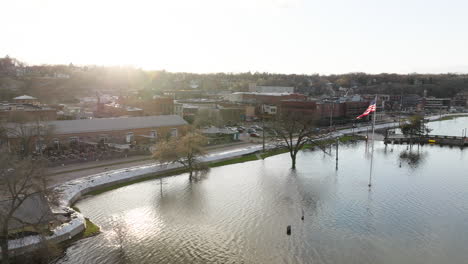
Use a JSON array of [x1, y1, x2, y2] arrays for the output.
[[2, 0, 468, 74]]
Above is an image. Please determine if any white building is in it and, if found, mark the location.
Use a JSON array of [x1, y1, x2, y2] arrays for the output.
[[248, 85, 294, 93], [262, 104, 278, 115]]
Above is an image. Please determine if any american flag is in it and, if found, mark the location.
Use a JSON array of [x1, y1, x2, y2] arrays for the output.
[[356, 100, 376, 119]]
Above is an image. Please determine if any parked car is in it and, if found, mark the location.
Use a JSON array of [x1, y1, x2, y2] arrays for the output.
[[247, 128, 256, 133], [237, 126, 246, 133], [250, 132, 260, 137], [251, 125, 263, 131]]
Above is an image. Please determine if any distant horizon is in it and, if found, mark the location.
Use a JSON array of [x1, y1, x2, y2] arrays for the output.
[[5, 55, 468, 76], [2, 0, 468, 75]]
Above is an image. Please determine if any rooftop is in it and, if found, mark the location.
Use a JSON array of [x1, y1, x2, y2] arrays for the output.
[[0, 103, 54, 111], [232, 92, 298, 96], [201, 126, 237, 134], [256, 85, 294, 89], [13, 95, 37, 100], [0, 193, 55, 231], [6, 115, 188, 136]]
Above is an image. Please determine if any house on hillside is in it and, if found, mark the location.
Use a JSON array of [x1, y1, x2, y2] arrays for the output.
[[13, 95, 40, 106]]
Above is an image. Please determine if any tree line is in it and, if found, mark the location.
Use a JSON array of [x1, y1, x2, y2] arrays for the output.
[[1, 56, 467, 104]]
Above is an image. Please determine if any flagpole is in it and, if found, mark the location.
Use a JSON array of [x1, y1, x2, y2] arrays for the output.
[[368, 95, 377, 188]]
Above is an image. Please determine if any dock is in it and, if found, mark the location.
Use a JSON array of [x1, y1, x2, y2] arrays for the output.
[[385, 134, 468, 147]]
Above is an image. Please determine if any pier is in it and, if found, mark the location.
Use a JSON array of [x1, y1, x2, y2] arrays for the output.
[[385, 134, 468, 147]]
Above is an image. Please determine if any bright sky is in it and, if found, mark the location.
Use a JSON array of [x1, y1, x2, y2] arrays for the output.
[[2, 0, 468, 74]]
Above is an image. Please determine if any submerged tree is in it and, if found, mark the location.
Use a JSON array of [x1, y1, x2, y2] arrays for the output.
[[400, 115, 432, 145], [152, 132, 207, 180], [110, 216, 129, 264], [271, 111, 320, 169]]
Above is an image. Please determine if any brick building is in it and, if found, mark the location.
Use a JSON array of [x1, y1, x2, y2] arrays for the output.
[[139, 97, 174, 115], [116, 96, 174, 116], [317, 102, 345, 120], [315, 101, 370, 122], [101, 103, 144, 117], [453, 91, 468, 108], [279, 100, 318, 118], [423, 97, 451, 112], [343, 101, 371, 118]]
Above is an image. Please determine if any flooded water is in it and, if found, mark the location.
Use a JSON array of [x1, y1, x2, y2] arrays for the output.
[[55, 117, 468, 264]]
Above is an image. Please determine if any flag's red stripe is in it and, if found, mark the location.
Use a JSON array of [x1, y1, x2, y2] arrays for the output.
[[356, 103, 376, 119]]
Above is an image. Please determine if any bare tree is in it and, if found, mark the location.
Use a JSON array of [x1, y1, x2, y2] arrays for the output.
[[271, 111, 321, 169], [0, 154, 53, 264], [152, 131, 207, 180], [111, 216, 128, 264], [1, 113, 54, 158], [0, 115, 58, 263]]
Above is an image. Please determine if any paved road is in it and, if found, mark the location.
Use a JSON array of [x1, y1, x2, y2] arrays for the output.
[[46, 141, 259, 186]]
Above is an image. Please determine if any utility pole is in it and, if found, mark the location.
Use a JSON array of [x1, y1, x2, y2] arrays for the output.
[[399, 93, 403, 127], [262, 109, 265, 152]]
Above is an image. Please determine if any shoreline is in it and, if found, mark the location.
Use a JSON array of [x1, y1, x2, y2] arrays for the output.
[[3, 113, 466, 258]]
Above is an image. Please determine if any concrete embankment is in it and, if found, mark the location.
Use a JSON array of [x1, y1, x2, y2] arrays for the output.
[[2, 144, 265, 258]]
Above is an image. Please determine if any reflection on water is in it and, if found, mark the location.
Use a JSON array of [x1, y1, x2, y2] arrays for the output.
[[54, 118, 468, 264], [399, 149, 427, 169]]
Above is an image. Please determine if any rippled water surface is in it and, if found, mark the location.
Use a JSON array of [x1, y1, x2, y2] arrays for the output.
[[55, 117, 468, 264]]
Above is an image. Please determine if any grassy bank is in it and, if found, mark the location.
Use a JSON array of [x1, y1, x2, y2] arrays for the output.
[[209, 154, 259, 167], [75, 135, 364, 197], [85, 168, 186, 196], [432, 114, 468, 121], [79, 155, 260, 197], [260, 148, 289, 159], [82, 218, 100, 237], [71, 207, 100, 238]]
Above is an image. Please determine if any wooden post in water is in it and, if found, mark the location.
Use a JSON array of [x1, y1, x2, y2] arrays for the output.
[[160, 178, 163, 197], [366, 124, 369, 141], [335, 137, 339, 170], [286, 225, 291, 235]]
